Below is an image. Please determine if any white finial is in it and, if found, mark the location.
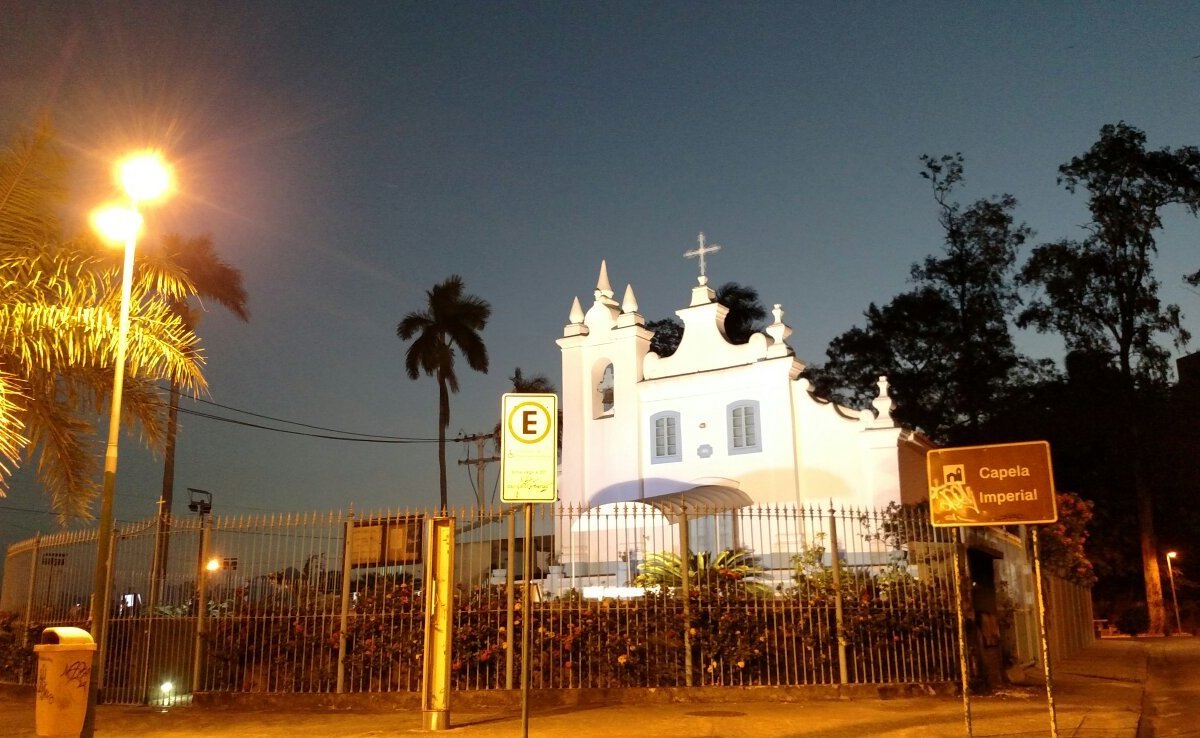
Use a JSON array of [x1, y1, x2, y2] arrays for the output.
[[765, 303, 792, 351], [869, 375, 896, 427], [569, 296, 584, 324], [684, 232, 721, 286], [596, 260, 614, 299], [621, 284, 639, 314]]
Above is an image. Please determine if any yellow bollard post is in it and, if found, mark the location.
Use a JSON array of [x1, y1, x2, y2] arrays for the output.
[[421, 516, 455, 731]]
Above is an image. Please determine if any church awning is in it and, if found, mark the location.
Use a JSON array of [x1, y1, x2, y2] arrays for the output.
[[639, 483, 754, 523]]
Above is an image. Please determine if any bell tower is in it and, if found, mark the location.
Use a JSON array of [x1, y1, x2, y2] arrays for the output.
[[557, 261, 651, 507]]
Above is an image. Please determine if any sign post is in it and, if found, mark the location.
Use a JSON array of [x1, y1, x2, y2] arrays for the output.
[[927, 440, 1058, 738], [500, 393, 558, 738]]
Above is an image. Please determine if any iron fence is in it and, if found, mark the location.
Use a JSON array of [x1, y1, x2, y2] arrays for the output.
[[1, 501, 1090, 702]]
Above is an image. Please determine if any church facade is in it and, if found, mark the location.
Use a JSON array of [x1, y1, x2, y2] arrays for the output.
[[556, 251, 932, 516]]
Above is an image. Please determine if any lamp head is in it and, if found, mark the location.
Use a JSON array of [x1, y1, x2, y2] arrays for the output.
[[91, 204, 143, 245], [1168, 551, 1178, 560], [117, 151, 172, 203]]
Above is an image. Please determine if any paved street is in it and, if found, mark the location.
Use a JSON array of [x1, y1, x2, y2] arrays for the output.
[[4, 637, 1187, 737]]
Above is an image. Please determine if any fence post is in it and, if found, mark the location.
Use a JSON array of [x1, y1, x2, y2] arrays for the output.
[[146, 498, 166, 627], [828, 506, 848, 684], [96, 525, 118, 694], [191, 516, 212, 693], [141, 499, 166, 705], [22, 534, 40, 646], [505, 508, 516, 690], [336, 510, 354, 693], [679, 505, 692, 688]]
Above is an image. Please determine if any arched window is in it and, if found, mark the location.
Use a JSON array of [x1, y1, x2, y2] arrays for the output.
[[650, 411, 681, 463], [727, 400, 762, 455], [594, 363, 615, 417]]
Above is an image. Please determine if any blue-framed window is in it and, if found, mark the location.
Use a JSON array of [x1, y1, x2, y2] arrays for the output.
[[727, 400, 762, 455], [650, 411, 681, 463]]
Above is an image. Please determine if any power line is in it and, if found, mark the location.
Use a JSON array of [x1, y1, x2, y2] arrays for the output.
[[181, 395, 425, 440], [173, 406, 440, 443], [0, 503, 92, 520], [164, 395, 492, 445]]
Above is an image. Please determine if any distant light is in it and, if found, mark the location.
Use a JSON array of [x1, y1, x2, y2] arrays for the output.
[[205, 558, 221, 572], [1167, 551, 1178, 559], [160, 680, 173, 694], [118, 151, 172, 202], [91, 205, 143, 245]]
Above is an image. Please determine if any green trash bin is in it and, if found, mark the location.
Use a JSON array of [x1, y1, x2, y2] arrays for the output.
[[33, 626, 96, 738]]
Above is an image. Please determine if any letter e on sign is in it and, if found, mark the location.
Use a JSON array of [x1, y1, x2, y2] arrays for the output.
[[500, 393, 558, 503]]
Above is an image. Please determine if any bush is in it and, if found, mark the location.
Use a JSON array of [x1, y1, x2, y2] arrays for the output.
[[0, 612, 36, 684], [1115, 605, 1149, 636]]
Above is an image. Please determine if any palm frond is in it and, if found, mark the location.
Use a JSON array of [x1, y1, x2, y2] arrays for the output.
[[0, 120, 66, 252], [20, 383, 100, 523], [0, 369, 28, 495]]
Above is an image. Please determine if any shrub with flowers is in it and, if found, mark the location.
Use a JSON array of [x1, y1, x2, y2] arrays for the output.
[[1036, 492, 1097, 587]]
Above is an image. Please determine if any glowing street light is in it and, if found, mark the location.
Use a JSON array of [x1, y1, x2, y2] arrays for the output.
[[1166, 551, 1182, 634], [118, 152, 172, 202], [87, 151, 172, 707]]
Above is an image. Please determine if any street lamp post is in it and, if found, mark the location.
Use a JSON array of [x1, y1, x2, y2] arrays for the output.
[[1166, 551, 1183, 634], [86, 152, 171, 719]]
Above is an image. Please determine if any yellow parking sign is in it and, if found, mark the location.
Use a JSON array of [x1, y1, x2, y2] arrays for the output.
[[500, 393, 558, 503]]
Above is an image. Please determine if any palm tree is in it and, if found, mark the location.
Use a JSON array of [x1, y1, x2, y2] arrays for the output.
[[493, 367, 559, 455], [715, 282, 768, 344], [0, 123, 205, 519], [149, 234, 249, 518], [649, 282, 768, 356], [397, 275, 491, 511], [508, 367, 555, 394], [634, 548, 772, 596]]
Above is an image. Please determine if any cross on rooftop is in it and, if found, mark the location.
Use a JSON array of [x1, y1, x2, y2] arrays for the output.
[[684, 232, 721, 284]]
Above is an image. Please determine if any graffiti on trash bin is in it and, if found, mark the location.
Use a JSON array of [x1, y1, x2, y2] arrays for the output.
[[63, 660, 91, 689], [36, 669, 54, 703]]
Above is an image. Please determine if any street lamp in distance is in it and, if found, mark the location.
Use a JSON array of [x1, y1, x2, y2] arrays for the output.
[[1166, 551, 1183, 635]]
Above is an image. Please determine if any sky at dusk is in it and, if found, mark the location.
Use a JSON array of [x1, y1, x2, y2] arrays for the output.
[[2, 2, 1199, 550]]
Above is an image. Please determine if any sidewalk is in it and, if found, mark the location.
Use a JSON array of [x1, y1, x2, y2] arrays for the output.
[[1, 639, 1147, 737]]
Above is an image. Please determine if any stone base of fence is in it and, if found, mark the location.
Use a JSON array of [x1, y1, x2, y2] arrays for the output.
[[192, 681, 958, 713]]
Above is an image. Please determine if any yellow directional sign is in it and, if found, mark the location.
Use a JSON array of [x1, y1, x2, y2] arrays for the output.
[[927, 440, 1057, 527], [500, 393, 558, 503]]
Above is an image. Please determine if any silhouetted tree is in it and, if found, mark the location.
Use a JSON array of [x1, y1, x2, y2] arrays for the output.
[[398, 275, 491, 511], [648, 281, 767, 357], [153, 234, 249, 519], [1019, 122, 1200, 634], [812, 154, 1039, 443]]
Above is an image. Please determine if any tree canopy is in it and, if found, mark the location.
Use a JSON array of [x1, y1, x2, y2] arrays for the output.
[[1018, 121, 1200, 634], [811, 154, 1040, 443], [648, 281, 768, 358], [812, 124, 1200, 632]]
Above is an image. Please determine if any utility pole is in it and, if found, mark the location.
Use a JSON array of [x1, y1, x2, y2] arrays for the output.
[[458, 431, 500, 507]]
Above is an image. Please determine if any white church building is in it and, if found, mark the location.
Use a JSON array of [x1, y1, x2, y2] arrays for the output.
[[556, 245, 932, 521]]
